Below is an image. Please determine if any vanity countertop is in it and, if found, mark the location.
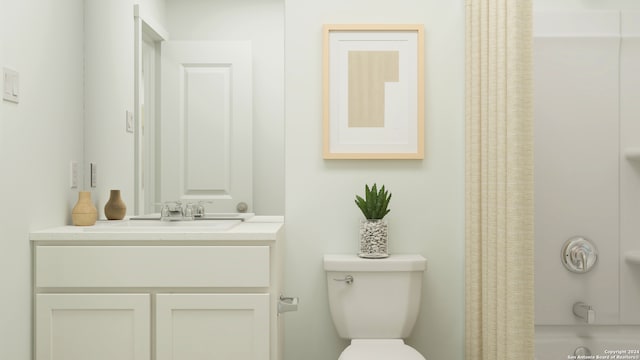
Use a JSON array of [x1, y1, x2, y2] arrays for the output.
[[30, 216, 284, 242]]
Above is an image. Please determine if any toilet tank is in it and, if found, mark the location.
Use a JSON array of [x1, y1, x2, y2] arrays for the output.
[[323, 254, 427, 339]]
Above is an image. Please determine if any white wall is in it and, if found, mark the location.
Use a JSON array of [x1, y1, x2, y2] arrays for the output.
[[137, 0, 166, 27], [164, 0, 285, 216], [0, 0, 84, 359], [283, 1, 465, 359]]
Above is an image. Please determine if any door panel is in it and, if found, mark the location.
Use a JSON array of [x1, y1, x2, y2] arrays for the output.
[[161, 41, 252, 212]]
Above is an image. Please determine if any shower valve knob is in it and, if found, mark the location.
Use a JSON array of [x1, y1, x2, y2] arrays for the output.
[[561, 236, 598, 273]]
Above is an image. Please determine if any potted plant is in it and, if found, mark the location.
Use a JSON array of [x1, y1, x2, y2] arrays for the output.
[[354, 183, 392, 258]]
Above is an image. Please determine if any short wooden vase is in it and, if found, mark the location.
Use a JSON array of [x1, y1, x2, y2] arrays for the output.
[[104, 189, 127, 220], [72, 191, 98, 226]]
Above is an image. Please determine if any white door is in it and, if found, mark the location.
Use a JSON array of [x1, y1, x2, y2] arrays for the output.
[[35, 294, 150, 360], [156, 293, 269, 360], [160, 41, 253, 213]]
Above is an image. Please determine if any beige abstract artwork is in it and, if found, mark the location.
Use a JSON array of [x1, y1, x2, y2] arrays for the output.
[[347, 51, 399, 128]]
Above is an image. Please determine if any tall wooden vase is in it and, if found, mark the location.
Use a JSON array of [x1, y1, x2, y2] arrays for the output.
[[72, 191, 98, 226], [104, 189, 127, 220]]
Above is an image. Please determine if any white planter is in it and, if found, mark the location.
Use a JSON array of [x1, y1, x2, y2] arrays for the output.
[[359, 219, 389, 258]]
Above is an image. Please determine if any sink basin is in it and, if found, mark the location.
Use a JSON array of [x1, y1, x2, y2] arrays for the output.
[[83, 219, 242, 232]]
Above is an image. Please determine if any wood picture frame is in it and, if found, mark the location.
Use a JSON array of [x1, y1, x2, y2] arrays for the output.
[[323, 24, 425, 159]]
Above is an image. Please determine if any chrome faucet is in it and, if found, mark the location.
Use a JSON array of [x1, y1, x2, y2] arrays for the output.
[[573, 302, 595, 324], [160, 201, 212, 221], [161, 201, 186, 221]]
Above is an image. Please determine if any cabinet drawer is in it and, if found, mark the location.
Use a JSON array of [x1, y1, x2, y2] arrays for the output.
[[35, 246, 270, 288]]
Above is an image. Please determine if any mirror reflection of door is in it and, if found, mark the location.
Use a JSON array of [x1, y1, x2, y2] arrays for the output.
[[159, 41, 253, 214], [135, 14, 166, 216], [140, 31, 160, 215]]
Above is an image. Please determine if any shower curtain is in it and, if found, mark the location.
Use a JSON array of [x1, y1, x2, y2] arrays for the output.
[[465, 0, 534, 359]]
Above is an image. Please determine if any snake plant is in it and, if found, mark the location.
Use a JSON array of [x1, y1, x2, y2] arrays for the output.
[[354, 183, 392, 220]]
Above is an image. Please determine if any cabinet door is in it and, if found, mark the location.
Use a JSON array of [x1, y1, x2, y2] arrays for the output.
[[156, 294, 269, 360], [35, 294, 150, 360]]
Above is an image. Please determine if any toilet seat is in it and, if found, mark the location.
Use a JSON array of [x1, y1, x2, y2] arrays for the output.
[[338, 339, 426, 360]]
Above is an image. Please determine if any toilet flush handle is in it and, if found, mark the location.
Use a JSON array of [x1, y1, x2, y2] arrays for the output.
[[333, 275, 354, 285]]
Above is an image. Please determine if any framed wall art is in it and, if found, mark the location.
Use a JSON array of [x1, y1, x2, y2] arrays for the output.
[[323, 24, 424, 159]]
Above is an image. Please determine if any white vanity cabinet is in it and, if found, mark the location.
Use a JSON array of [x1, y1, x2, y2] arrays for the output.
[[31, 219, 284, 360]]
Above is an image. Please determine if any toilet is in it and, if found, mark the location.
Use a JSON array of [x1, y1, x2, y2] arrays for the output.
[[324, 254, 427, 360]]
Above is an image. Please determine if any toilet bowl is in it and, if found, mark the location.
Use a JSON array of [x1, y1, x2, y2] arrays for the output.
[[324, 254, 427, 360], [339, 339, 424, 360]]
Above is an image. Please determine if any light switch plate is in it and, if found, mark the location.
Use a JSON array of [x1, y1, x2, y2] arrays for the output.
[[3, 68, 19, 103], [70, 161, 78, 189], [126, 110, 134, 133], [90, 162, 97, 188]]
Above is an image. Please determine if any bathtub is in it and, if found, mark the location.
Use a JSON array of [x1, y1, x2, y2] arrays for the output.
[[536, 326, 640, 360]]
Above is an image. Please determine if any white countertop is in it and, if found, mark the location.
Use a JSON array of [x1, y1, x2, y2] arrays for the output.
[[30, 216, 284, 242]]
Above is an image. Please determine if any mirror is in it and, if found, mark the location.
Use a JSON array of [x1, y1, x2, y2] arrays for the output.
[[133, 0, 285, 216]]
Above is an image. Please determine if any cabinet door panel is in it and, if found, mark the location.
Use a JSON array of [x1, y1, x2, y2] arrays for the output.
[[156, 294, 269, 360], [36, 294, 150, 360]]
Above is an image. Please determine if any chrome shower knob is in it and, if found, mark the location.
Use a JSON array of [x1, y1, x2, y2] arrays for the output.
[[561, 236, 598, 273]]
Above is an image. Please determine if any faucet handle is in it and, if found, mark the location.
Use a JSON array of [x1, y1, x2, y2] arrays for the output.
[[194, 200, 212, 217], [161, 204, 170, 218], [184, 203, 195, 219], [562, 237, 598, 273]]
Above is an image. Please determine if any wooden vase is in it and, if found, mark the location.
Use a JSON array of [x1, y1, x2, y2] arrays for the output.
[[104, 189, 127, 220], [72, 191, 98, 226]]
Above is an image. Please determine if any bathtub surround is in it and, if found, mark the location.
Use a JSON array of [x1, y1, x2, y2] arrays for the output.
[[533, 10, 640, 358], [533, 2, 640, 358], [465, 0, 534, 359]]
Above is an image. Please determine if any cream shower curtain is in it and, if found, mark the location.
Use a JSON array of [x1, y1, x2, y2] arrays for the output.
[[465, 1, 534, 359]]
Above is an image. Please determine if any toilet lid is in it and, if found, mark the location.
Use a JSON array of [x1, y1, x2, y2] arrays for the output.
[[339, 340, 426, 360]]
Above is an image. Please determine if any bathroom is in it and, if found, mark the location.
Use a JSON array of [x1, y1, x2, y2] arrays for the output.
[[1, 1, 639, 360]]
